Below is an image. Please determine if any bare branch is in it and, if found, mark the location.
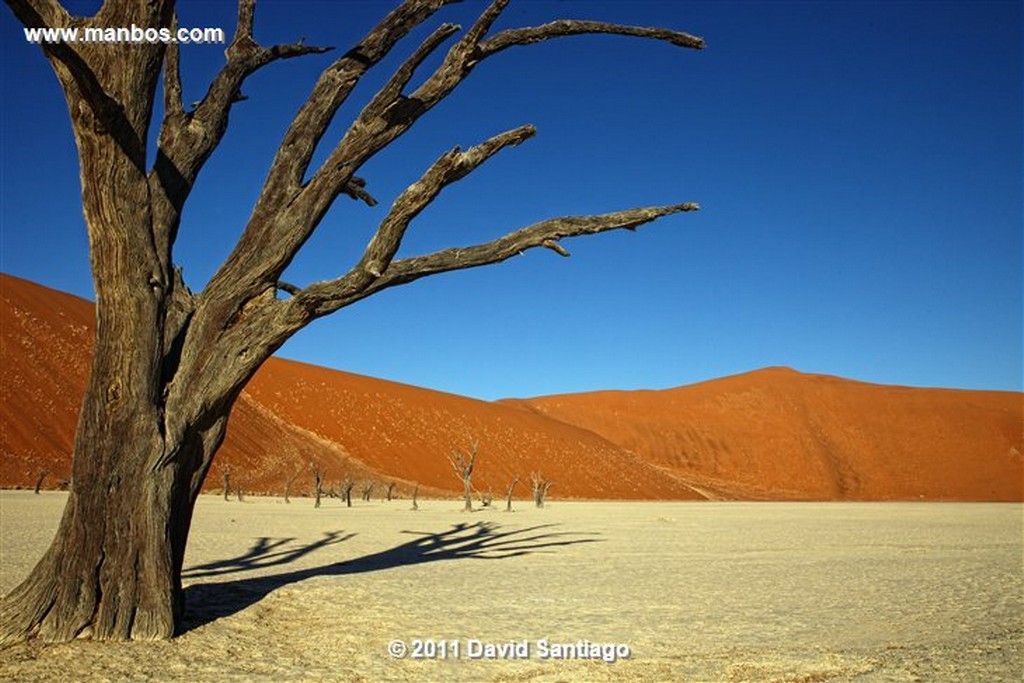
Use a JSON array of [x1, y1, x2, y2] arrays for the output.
[[276, 280, 301, 296], [383, 203, 700, 282], [187, 31, 331, 155], [354, 124, 535, 281], [162, 14, 183, 118], [341, 175, 379, 207], [361, 22, 462, 121], [295, 202, 698, 317], [479, 20, 706, 57], [258, 0, 455, 198], [154, 0, 331, 196], [542, 240, 570, 257], [447, 450, 466, 478], [236, 0, 256, 41]]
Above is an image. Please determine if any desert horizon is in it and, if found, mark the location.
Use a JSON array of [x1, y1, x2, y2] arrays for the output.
[[2, 272, 1020, 503]]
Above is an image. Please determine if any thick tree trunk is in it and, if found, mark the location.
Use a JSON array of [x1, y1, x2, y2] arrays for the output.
[[0, 18, 231, 639], [0, 381, 230, 643]]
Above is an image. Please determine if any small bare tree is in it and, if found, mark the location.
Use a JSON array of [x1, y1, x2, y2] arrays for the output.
[[411, 483, 420, 511], [340, 476, 355, 508], [235, 485, 244, 502], [504, 475, 520, 512], [222, 465, 231, 502], [311, 462, 324, 509], [386, 482, 397, 501], [361, 481, 375, 502], [283, 466, 300, 503], [447, 440, 479, 512], [33, 469, 48, 495], [531, 472, 553, 508]]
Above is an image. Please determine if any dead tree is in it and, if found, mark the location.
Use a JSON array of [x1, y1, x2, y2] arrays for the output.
[[284, 467, 300, 503], [505, 475, 520, 512], [447, 440, 479, 512], [235, 486, 244, 502], [531, 472, 553, 508], [361, 481, 375, 502], [33, 469, 47, 495], [386, 482, 397, 501], [311, 463, 324, 509], [0, 0, 702, 643], [411, 483, 420, 511], [340, 476, 355, 508], [223, 465, 231, 502]]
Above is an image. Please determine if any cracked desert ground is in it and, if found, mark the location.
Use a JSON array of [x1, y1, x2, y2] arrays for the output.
[[1, 492, 1021, 682]]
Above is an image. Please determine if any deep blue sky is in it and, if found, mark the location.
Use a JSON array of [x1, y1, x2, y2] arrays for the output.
[[2, 1, 1021, 400]]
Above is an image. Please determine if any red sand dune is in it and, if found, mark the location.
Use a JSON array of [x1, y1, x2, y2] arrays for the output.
[[1, 273, 1021, 501], [507, 369, 1023, 501]]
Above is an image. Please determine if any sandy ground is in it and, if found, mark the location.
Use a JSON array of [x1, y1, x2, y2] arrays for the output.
[[0, 492, 1021, 682]]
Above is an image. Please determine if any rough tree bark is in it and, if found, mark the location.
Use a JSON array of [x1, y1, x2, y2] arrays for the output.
[[0, 0, 702, 643], [448, 440, 479, 512]]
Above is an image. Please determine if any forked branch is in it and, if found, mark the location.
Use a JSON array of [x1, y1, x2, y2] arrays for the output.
[[158, 0, 331, 181], [354, 124, 536, 280]]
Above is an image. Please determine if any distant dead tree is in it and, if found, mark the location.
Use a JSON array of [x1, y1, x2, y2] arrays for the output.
[[340, 476, 355, 508], [386, 482, 397, 501], [411, 483, 420, 511], [235, 485, 244, 502], [311, 462, 324, 509], [447, 440, 479, 512], [531, 472, 553, 508], [361, 481, 375, 502], [33, 469, 47, 495], [222, 465, 231, 502], [284, 467, 300, 503], [478, 489, 493, 508], [505, 475, 520, 512]]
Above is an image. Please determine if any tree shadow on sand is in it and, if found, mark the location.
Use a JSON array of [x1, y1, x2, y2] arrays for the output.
[[180, 522, 600, 634], [183, 531, 358, 579]]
